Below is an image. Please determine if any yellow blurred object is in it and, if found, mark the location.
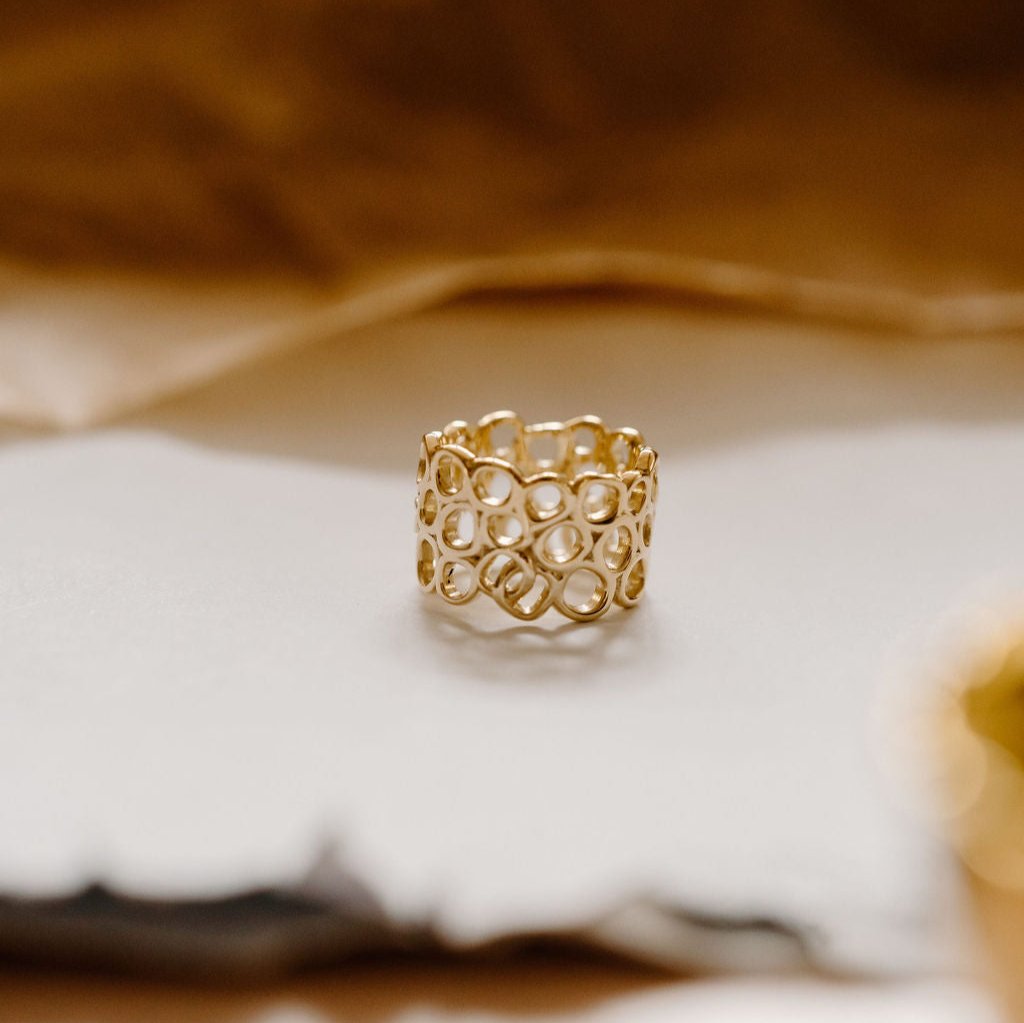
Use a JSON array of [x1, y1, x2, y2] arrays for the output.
[[941, 627, 1024, 1021]]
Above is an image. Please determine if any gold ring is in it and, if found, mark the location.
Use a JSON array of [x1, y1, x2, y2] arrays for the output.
[[415, 411, 658, 622]]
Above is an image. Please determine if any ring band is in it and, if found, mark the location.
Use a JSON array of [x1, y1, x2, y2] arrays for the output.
[[415, 411, 658, 621]]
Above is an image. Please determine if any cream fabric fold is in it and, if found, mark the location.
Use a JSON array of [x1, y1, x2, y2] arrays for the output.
[[4, 252, 1024, 429]]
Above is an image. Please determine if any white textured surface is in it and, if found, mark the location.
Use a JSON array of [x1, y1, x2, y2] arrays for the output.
[[2, 304, 1023, 977], [254, 979, 997, 1023]]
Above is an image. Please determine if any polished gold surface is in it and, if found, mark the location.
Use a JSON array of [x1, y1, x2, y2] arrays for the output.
[[415, 412, 657, 622]]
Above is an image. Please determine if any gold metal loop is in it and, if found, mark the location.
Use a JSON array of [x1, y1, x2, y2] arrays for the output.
[[415, 412, 658, 622]]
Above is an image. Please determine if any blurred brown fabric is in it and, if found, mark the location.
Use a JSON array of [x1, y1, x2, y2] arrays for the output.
[[3, 0, 1024, 294], [3, 0, 1024, 428]]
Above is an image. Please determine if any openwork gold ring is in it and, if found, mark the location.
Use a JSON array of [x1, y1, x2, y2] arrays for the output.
[[415, 412, 658, 622]]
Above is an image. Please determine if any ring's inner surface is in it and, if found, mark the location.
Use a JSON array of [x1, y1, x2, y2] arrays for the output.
[[452, 418, 645, 477]]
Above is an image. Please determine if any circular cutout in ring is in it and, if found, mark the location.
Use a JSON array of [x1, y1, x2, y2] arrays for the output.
[[419, 488, 438, 527], [572, 425, 600, 459], [623, 559, 646, 601], [608, 436, 633, 472], [487, 513, 524, 547], [417, 538, 437, 588], [526, 431, 562, 469], [478, 550, 522, 594], [435, 454, 467, 497], [603, 525, 633, 572], [473, 466, 514, 506], [441, 507, 476, 550], [485, 420, 521, 458], [580, 480, 620, 524], [561, 567, 609, 617], [540, 523, 584, 566], [526, 482, 566, 521], [438, 558, 477, 603]]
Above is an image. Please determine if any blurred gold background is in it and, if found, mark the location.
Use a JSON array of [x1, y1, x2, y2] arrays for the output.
[[3, 0, 1024, 292]]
